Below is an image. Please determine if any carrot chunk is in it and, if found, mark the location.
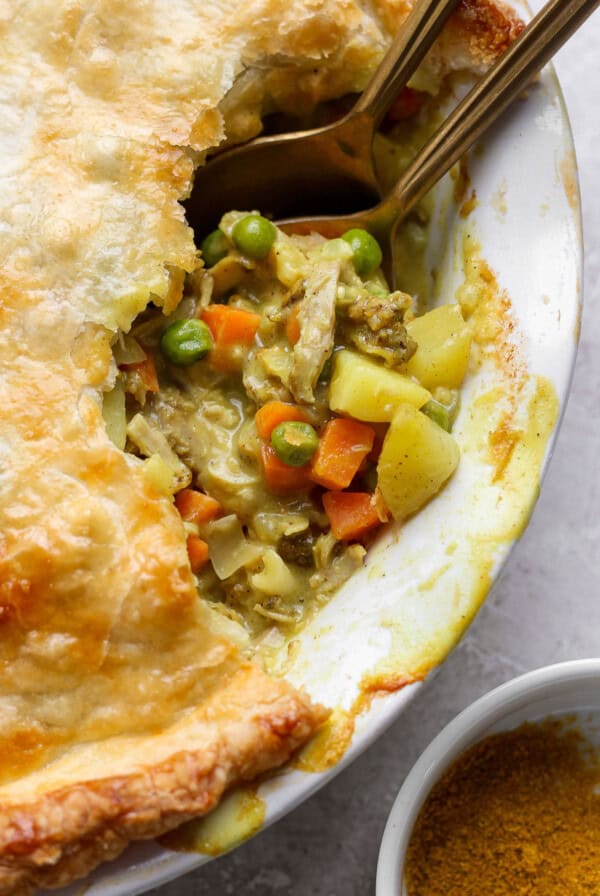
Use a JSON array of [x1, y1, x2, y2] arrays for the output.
[[255, 401, 311, 440], [260, 444, 313, 493], [186, 535, 210, 573], [310, 418, 375, 490], [386, 87, 424, 122], [286, 305, 301, 345], [201, 305, 261, 371], [121, 355, 159, 393], [323, 491, 382, 541], [201, 305, 261, 347], [175, 489, 222, 525]]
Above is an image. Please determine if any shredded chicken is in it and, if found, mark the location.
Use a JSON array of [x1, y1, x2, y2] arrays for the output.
[[147, 386, 266, 517], [243, 348, 293, 404], [290, 259, 340, 403]]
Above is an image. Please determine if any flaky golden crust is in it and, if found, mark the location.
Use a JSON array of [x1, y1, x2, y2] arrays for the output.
[[0, 665, 325, 895], [373, 0, 524, 73], [443, 0, 525, 69], [0, 0, 523, 893]]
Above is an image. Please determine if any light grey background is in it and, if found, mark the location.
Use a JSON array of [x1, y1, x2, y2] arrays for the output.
[[154, 11, 600, 895]]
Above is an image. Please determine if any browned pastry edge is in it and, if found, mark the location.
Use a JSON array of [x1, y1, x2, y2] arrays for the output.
[[451, 0, 525, 66], [0, 664, 326, 895]]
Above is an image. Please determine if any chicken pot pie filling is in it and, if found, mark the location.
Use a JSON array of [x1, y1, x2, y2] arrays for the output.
[[108, 192, 472, 638], [0, 0, 524, 892]]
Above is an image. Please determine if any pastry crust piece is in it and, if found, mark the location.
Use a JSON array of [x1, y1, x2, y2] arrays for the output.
[[0, 663, 321, 895], [0, 0, 522, 893]]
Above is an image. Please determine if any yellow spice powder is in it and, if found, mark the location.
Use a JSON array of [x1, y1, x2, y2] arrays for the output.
[[405, 719, 600, 896]]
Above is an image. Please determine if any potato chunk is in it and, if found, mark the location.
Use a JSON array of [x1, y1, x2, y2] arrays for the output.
[[405, 304, 472, 390], [377, 404, 460, 520], [329, 350, 430, 422]]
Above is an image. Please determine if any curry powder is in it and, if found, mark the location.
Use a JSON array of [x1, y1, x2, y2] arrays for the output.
[[405, 720, 600, 895]]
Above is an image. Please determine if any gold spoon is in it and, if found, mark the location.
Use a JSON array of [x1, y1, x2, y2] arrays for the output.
[[278, 0, 599, 288], [185, 0, 462, 231]]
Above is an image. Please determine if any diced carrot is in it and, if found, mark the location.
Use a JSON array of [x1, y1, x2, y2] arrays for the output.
[[386, 87, 425, 123], [357, 456, 370, 474], [201, 305, 261, 371], [286, 306, 301, 345], [255, 400, 311, 441], [201, 305, 261, 348], [121, 355, 159, 393], [323, 491, 383, 541], [175, 488, 222, 525], [260, 444, 313, 493], [186, 535, 210, 573], [208, 350, 238, 373], [310, 418, 375, 490]]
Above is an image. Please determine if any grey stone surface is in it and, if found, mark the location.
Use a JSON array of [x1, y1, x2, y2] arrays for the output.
[[153, 13, 600, 895]]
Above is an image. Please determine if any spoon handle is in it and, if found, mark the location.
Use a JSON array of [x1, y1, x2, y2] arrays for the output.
[[352, 0, 462, 127], [388, 0, 600, 218]]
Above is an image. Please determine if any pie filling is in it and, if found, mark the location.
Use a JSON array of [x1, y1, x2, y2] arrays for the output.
[[104, 96, 472, 643]]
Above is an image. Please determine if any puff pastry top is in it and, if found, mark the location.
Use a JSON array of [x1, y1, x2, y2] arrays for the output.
[[0, 0, 522, 892]]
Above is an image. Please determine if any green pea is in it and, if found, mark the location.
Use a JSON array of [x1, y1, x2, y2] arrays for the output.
[[160, 318, 213, 366], [201, 229, 229, 267], [232, 214, 276, 260], [271, 421, 319, 467], [342, 228, 383, 277], [422, 399, 452, 432]]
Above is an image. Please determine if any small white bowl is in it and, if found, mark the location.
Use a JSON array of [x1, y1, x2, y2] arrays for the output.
[[376, 658, 600, 896]]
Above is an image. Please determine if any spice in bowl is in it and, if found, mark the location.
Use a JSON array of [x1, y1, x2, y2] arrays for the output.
[[404, 719, 600, 895]]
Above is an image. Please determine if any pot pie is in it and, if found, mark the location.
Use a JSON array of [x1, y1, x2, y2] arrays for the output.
[[0, 0, 523, 893]]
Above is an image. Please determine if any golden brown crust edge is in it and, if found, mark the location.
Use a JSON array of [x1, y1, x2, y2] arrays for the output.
[[0, 664, 325, 896], [451, 0, 525, 67], [372, 0, 523, 67]]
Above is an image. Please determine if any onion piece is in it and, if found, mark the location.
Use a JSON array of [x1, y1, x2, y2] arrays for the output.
[[252, 512, 309, 543], [102, 379, 127, 450], [203, 515, 262, 580], [112, 334, 147, 365], [127, 413, 191, 491]]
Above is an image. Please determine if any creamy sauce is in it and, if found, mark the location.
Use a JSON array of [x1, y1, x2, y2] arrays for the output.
[[292, 707, 355, 773]]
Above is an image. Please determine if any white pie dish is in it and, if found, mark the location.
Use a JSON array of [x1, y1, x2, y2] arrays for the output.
[[376, 658, 600, 896], [50, 46, 582, 896]]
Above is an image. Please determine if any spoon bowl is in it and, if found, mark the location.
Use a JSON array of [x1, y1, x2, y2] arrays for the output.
[[185, 0, 462, 237], [184, 114, 380, 237]]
